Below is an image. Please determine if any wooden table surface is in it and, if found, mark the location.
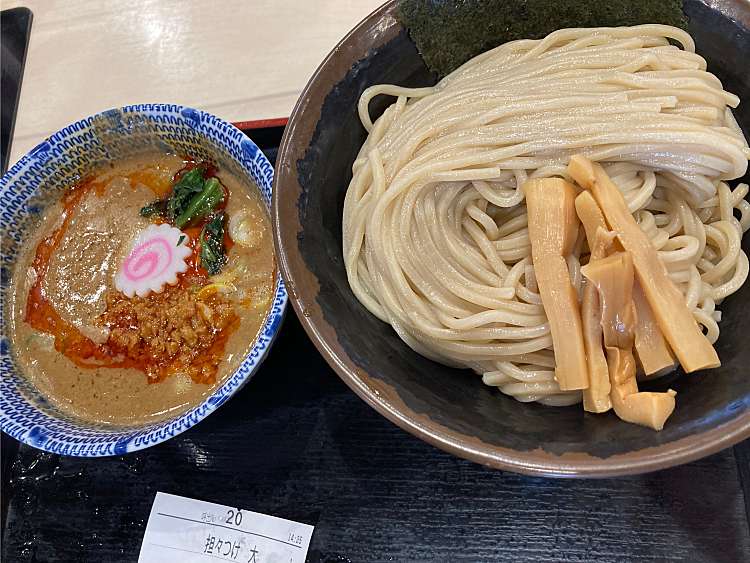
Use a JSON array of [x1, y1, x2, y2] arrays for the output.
[[2, 0, 383, 165]]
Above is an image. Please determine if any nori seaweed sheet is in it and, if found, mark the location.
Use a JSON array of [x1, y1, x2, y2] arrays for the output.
[[397, 0, 688, 77]]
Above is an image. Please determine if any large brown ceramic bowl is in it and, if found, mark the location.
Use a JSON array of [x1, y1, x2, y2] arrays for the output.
[[273, 0, 750, 477]]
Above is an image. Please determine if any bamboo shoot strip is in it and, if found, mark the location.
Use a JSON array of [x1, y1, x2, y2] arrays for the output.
[[632, 281, 676, 376], [523, 178, 588, 391], [575, 192, 613, 413]]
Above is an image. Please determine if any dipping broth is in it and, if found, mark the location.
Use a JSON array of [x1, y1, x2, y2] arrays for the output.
[[7, 153, 275, 426]]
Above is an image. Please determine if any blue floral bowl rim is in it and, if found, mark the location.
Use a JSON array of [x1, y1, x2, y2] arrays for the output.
[[0, 103, 288, 456]]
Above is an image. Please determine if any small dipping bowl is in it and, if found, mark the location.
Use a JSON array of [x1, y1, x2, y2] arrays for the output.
[[0, 104, 286, 456]]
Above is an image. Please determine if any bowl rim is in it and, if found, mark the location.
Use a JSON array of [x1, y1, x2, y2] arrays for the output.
[[0, 103, 287, 457], [273, 0, 750, 477]]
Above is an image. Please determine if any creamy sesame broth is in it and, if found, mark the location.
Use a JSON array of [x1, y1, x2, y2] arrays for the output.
[[7, 153, 275, 425]]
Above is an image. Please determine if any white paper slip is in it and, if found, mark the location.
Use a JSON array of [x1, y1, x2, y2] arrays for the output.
[[138, 492, 314, 563]]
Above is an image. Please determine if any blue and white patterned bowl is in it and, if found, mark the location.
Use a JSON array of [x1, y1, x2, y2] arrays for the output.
[[0, 104, 287, 456]]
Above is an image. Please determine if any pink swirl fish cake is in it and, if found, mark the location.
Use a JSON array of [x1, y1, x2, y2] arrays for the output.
[[115, 223, 192, 298]]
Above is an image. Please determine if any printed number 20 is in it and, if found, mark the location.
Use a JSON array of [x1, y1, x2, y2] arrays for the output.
[[226, 509, 243, 526]]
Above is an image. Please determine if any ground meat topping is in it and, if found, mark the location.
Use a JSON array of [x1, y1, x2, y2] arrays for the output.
[[98, 285, 238, 384]]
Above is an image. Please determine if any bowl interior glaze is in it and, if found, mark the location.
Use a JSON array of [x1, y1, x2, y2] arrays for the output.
[[274, 0, 750, 476]]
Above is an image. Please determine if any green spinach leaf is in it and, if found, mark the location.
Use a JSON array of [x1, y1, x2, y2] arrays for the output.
[[139, 199, 168, 218], [167, 167, 207, 223], [175, 177, 225, 229], [199, 212, 227, 275]]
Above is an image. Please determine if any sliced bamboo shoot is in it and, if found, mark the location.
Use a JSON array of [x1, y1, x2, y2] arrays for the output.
[[606, 347, 676, 431], [524, 178, 588, 391], [582, 252, 676, 431], [568, 155, 719, 373], [576, 190, 614, 413], [633, 281, 676, 376], [575, 191, 607, 249]]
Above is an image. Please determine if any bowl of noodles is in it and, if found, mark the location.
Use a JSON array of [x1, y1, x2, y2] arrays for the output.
[[273, 0, 750, 476]]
